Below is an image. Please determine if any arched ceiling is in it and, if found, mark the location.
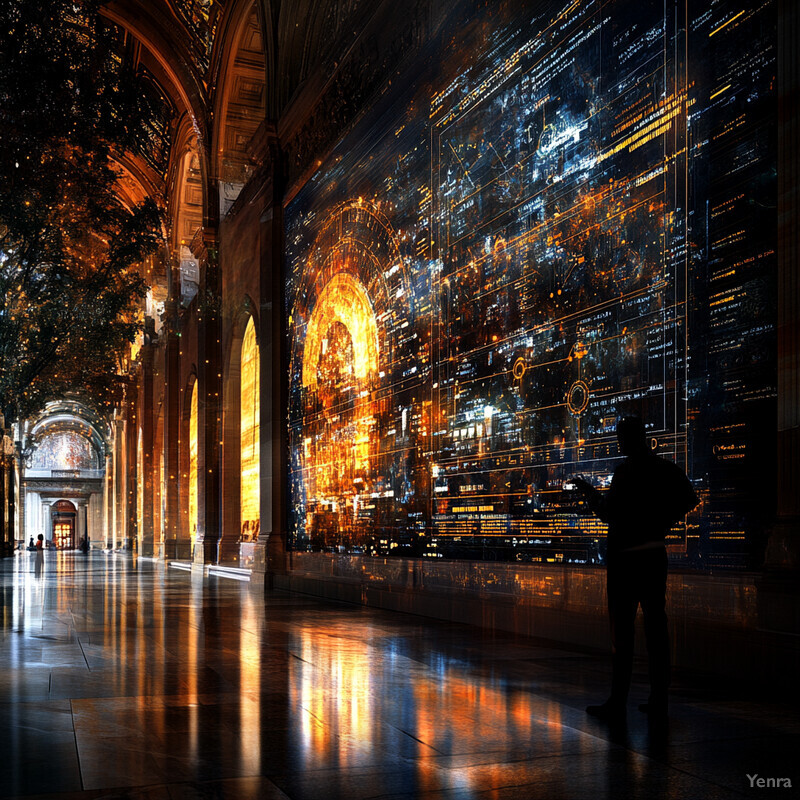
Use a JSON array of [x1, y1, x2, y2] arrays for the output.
[[89, 0, 379, 226], [25, 400, 112, 463]]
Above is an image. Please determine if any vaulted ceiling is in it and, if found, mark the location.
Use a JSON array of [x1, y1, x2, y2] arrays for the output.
[[97, 0, 375, 266]]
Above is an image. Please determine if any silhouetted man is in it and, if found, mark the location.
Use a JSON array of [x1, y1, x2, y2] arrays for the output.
[[573, 417, 698, 720]]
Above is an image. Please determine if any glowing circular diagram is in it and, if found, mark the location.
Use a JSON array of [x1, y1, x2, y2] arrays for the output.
[[566, 380, 590, 416], [512, 357, 527, 380]]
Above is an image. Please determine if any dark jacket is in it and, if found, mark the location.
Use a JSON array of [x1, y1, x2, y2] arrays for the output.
[[587, 452, 698, 557]]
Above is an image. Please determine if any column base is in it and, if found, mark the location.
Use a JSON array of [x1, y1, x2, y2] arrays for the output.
[[192, 535, 218, 566], [265, 532, 287, 577], [139, 538, 155, 558], [218, 537, 242, 567]]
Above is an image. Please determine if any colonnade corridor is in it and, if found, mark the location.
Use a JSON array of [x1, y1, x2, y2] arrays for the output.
[[0, 553, 795, 800]]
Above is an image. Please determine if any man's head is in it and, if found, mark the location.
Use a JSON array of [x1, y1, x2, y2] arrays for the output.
[[617, 416, 649, 456]]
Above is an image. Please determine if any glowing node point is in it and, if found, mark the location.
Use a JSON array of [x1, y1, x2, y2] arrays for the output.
[[566, 380, 590, 416]]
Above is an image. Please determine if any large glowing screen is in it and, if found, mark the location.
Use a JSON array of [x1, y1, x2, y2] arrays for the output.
[[287, 0, 777, 568]]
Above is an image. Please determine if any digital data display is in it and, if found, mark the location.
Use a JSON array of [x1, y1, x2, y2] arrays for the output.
[[286, 0, 777, 568]]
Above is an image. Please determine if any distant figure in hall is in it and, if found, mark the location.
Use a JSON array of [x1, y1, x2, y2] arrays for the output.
[[572, 416, 698, 720], [34, 534, 45, 577], [28, 537, 34, 551]]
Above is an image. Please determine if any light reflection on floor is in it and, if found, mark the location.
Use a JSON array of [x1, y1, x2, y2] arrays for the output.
[[0, 551, 796, 799]]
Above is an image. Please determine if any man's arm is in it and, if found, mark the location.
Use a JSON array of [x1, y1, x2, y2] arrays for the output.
[[572, 476, 610, 522]]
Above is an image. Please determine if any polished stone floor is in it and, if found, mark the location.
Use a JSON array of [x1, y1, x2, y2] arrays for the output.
[[0, 552, 797, 799]]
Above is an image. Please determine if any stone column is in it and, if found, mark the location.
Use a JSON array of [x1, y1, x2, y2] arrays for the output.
[[85, 502, 91, 544], [258, 126, 287, 585], [138, 346, 156, 557], [113, 416, 126, 550], [94, 491, 103, 547], [162, 295, 182, 560], [0, 436, 8, 556], [193, 227, 222, 566], [24, 491, 34, 542], [78, 502, 87, 547], [218, 340, 242, 566], [42, 502, 52, 543], [16, 446, 25, 551], [103, 453, 112, 548], [125, 390, 137, 552]]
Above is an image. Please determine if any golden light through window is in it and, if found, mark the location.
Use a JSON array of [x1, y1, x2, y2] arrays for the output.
[[189, 381, 198, 553], [240, 316, 259, 542]]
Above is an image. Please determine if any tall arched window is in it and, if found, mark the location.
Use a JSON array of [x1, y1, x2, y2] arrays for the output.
[[189, 381, 198, 553], [240, 316, 260, 541]]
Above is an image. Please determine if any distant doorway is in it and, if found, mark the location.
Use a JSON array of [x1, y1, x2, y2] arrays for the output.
[[53, 500, 77, 549]]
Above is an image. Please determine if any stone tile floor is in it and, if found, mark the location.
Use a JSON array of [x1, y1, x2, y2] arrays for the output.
[[0, 551, 797, 799]]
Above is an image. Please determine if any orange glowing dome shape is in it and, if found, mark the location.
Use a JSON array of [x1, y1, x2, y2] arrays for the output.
[[301, 272, 379, 388]]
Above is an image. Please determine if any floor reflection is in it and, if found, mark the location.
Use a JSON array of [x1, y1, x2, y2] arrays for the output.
[[0, 551, 797, 799]]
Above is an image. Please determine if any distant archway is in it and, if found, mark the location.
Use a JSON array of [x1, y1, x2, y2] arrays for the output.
[[23, 401, 109, 547]]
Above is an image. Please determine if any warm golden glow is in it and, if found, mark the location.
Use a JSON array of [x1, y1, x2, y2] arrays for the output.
[[300, 273, 380, 533], [240, 316, 260, 541], [54, 522, 72, 549], [189, 381, 198, 553], [302, 272, 379, 388]]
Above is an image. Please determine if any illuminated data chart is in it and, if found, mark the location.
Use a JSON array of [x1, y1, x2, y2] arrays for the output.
[[287, 0, 777, 568]]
